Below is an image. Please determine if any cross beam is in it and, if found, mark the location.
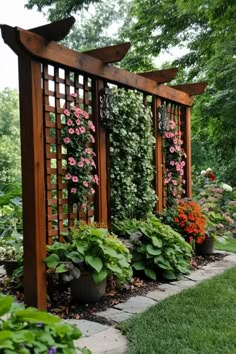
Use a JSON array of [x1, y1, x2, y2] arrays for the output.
[[83, 42, 131, 63], [139, 68, 178, 84], [171, 82, 208, 95]]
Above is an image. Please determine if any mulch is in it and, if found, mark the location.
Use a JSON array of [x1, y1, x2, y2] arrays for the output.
[[0, 253, 226, 325]]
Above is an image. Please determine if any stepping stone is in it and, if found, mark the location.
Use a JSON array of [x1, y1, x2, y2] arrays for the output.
[[113, 296, 157, 314], [170, 279, 196, 289], [96, 307, 133, 323], [75, 326, 128, 354], [65, 319, 109, 337]]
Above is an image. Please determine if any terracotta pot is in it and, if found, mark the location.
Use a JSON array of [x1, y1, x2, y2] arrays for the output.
[[70, 272, 106, 303], [195, 237, 215, 256]]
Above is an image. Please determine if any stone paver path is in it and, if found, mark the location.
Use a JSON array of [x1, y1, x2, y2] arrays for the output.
[[70, 252, 236, 353]]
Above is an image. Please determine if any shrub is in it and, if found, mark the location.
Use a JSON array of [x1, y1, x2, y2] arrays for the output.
[[113, 215, 192, 281]]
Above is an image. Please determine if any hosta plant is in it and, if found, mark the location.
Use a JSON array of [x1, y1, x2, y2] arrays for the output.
[[0, 294, 90, 353], [45, 223, 133, 285], [113, 215, 192, 281]]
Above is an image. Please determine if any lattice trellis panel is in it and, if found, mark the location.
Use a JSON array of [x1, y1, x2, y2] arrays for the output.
[[42, 64, 95, 244], [162, 101, 187, 206]]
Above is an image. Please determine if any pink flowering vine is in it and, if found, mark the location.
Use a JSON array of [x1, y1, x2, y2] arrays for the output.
[[61, 94, 98, 210]]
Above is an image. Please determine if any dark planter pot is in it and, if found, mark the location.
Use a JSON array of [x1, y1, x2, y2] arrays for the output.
[[195, 237, 215, 256], [70, 272, 106, 303], [3, 260, 18, 277]]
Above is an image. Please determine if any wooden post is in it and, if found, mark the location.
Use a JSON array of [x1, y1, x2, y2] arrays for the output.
[[93, 79, 109, 226], [18, 55, 47, 310], [183, 106, 192, 199], [153, 97, 163, 212]]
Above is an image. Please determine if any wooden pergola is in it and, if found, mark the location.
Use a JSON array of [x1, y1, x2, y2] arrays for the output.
[[1, 17, 207, 310]]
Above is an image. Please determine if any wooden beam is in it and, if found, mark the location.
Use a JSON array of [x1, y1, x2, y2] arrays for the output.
[[139, 68, 178, 84], [83, 42, 131, 63], [182, 107, 192, 198], [4, 26, 193, 106], [171, 82, 208, 95], [28, 17, 75, 41], [18, 55, 47, 310]]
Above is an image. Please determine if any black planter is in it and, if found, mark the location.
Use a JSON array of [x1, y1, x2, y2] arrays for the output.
[[70, 272, 106, 303], [195, 237, 215, 256], [3, 260, 18, 277]]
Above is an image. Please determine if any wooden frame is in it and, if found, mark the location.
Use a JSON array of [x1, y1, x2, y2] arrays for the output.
[[1, 18, 207, 309]]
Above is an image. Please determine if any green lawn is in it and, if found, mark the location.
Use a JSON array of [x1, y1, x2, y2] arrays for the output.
[[215, 237, 236, 253], [121, 267, 236, 354]]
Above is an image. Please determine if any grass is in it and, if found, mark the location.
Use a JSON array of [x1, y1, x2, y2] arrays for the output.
[[215, 237, 236, 253], [121, 267, 236, 354]]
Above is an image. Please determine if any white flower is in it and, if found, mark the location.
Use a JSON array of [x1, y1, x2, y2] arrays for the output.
[[200, 170, 206, 176], [206, 167, 212, 172], [221, 183, 232, 192]]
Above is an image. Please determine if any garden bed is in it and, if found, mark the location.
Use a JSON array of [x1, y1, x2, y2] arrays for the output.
[[0, 252, 226, 325]]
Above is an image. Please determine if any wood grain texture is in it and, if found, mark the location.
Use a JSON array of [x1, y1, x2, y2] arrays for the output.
[[153, 97, 163, 212], [28, 17, 75, 41], [84, 42, 131, 63], [171, 82, 208, 95], [139, 68, 178, 84]]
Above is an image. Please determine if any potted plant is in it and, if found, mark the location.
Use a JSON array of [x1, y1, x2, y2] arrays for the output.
[[45, 223, 133, 302], [0, 233, 23, 277]]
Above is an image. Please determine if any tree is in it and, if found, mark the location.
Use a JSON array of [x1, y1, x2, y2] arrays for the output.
[[0, 88, 21, 183]]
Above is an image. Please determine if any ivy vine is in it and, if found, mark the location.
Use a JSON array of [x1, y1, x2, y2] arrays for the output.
[[100, 88, 156, 220]]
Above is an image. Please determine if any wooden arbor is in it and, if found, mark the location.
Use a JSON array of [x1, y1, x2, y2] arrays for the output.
[[1, 17, 207, 310]]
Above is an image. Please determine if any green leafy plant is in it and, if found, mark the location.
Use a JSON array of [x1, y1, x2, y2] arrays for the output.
[[45, 223, 133, 285], [0, 294, 91, 353], [100, 88, 156, 220], [113, 215, 192, 281]]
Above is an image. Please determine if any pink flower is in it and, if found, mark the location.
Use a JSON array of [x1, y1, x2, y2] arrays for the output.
[[81, 203, 87, 209], [182, 179, 186, 184], [173, 138, 178, 145], [91, 160, 96, 168], [64, 109, 70, 116], [72, 176, 79, 182], [83, 111, 89, 119], [181, 161, 186, 167], [75, 128, 80, 135], [80, 126, 86, 134], [176, 164, 181, 171], [168, 172, 172, 178], [90, 188, 95, 194], [85, 148, 92, 154], [88, 121, 95, 132], [68, 157, 76, 166], [83, 181, 89, 187], [182, 189, 186, 194], [68, 128, 75, 134], [78, 161, 84, 168], [172, 180, 178, 186], [173, 190, 177, 196], [71, 188, 77, 193], [164, 178, 170, 184], [180, 169, 184, 176], [170, 161, 175, 166], [65, 173, 72, 180], [176, 146, 181, 151], [76, 119, 81, 125], [169, 146, 175, 153], [67, 119, 73, 126], [74, 110, 81, 118], [63, 137, 71, 144], [71, 93, 77, 97], [90, 135, 95, 143], [84, 158, 90, 165]]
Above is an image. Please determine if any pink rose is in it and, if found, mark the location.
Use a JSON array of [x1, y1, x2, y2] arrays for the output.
[[76, 119, 81, 125], [63, 137, 71, 144], [172, 180, 178, 186], [169, 146, 175, 153], [170, 161, 175, 166], [180, 169, 184, 176], [78, 161, 84, 168], [90, 188, 95, 194], [83, 111, 89, 119], [68, 157, 76, 166], [71, 188, 77, 193], [75, 128, 80, 135], [88, 121, 95, 132], [90, 135, 95, 143], [72, 176, 78, 182], [181, 161, 186, 167], [94, 175, 99, 185], [85, 148, 92, 154], [65, 173, 72, 180], [74, 111, 81, 118]]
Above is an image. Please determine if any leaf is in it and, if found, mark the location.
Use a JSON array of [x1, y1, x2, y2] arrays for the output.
[[118, 258, 130, 268], [66, 251, 83, 264], [85, 256, 103, 273], [144, 268, 157, 280], [151, 237, 162, 248], [44, 254, 60, 268], [55, 264, 68, 273], [146, 244, 162, 256], [92, 268, 108, 284], [0, 295, 13, 317], [15, 309, 60, 324], [162, 270, 177, 280], [132, 261, 145, 270], [106, 263, 122, 274]]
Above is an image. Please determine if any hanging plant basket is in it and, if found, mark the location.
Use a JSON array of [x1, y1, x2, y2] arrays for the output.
[[195, 236, 215, 256]]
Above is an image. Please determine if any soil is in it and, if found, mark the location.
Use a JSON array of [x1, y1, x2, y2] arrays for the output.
[[0, 252, 226, 325]]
